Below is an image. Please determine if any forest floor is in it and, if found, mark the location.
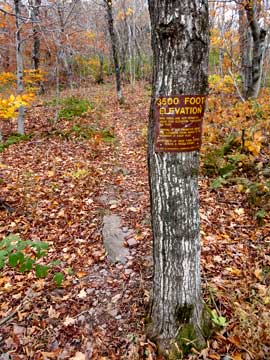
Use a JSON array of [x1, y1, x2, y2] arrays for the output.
[[0, 81, 270, 360]]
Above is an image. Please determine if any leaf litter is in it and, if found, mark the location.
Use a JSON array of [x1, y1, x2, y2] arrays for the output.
[[0, 82, 269, 359]]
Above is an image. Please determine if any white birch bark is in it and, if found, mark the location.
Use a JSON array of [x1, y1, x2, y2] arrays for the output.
[[15, 0, 25, 135]]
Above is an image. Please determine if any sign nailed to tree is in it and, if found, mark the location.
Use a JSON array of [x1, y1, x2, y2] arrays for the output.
[[154, 95, 206, 152]]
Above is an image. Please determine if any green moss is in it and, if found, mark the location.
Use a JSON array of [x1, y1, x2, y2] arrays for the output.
[[200, 304, 214, 338], [147, 304, 213, 359], [170, 304, 213, 359], [174, 324, 198, 356]]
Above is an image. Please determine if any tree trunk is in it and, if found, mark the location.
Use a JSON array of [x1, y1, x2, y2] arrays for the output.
[[147, 0, 211, 356], [104, 0, 123, 103], [30, 0, 45, 93], [56, 0, 73, 89], [14, 0, 24, 135], [244, 1, 267, 99], [31, 0, 41, 71], [135, 37, 142, 80], [239, 6, 252, 98], [239, 1, 267, 99], [97, 53, 104, 84]]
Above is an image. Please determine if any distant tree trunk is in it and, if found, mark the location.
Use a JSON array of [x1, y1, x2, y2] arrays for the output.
[[239, 1, 267, 99], [3, 47, 10, 71], [147, 0, 211, 356], [128, 23, 133, 85], [30, 0, 44, 93], [218, 4, 226, 77], [14, 0, 24, 135], [31, 0, 41, 70], [104, 0, 123, 103], [135, 37, 142, 80], [54, 51, 60, 124], [97, 53, 104, 84], [239, 6, 252, 98], [56, 0, 73, 88], [119, 0, 129, 81]]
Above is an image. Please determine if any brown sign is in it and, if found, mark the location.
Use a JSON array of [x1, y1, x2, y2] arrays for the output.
[[154, 95, 206, 152]]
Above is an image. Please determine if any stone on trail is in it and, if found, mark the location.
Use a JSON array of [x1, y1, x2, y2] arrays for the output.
[[102, 215, 129, 263]]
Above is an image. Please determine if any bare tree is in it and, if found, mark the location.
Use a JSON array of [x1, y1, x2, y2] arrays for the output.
[[14, 0, 24, 135], [104, 0, 123, 103]]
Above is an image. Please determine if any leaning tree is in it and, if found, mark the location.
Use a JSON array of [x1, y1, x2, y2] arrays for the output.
[[147, 0, 212, 356]]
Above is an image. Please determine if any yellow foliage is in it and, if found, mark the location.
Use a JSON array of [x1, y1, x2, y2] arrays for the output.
[[210, 28, 224, 48], [85, 31, 96, 41], [0, 72, 16, 86], [0, 93, 35, 119], [209, 74, 235, 94], [117, 10, 125, 20], [245, 140, 261, 157], [126, 7, 134, 16], [23, 69, 45, 86], [0, 70, 45, 96], [244, 130, 265, 156], [88, 58, 100, 78], [117, 7, 134, 20]]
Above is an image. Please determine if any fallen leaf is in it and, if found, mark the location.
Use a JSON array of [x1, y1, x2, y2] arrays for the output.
[[127, 206, 137, 212], [13, 325, 25, 335], [112, 293, 122, 303], [254, 268, 263, 281], [70, 352, 86, 360], [41, 351, 59, 359], [232, 353, 243, 360], [228, 335, 241, 348], [76, 271, 88, 278], [48, 306, 60, 319], [226, 267, 242, 276], [78, 289, 87, 299], [234, 208, 245, 216], [209, 354, 220, 360], [63, 316, 76, 326]]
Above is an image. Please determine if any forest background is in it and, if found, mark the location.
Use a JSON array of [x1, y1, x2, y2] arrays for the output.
[[0, 0, 270, 359]]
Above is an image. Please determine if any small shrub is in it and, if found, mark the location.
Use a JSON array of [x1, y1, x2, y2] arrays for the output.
[[58, 96, 93, 120], [239, 179, 270, 208], [100, 128, 115, 142], [202, 135, 239, 177], [0, 234, 64, 287], [0, 133, 31, 152], [256, 209, 267, 226]]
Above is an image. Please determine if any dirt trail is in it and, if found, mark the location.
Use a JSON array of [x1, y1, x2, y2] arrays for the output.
[[0, 82, 152, 359], [0, 81, 270, 359]]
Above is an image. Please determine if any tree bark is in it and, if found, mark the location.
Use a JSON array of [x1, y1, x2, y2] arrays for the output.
[[30, 0, 41, 71], [239, 1, 267, 99], [14, 0, 25, 135], [56, 0, 73, 88], [104, 0, 123, 103], [244, 0, 267, 99], [97, 53, 104, 84], [30, 0, 45, 93], [147, 0, 211, 356], [239, 6, 252, 98]]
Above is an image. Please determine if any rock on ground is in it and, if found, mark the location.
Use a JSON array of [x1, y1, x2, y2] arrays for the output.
[[102, 214, 129, 263]]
